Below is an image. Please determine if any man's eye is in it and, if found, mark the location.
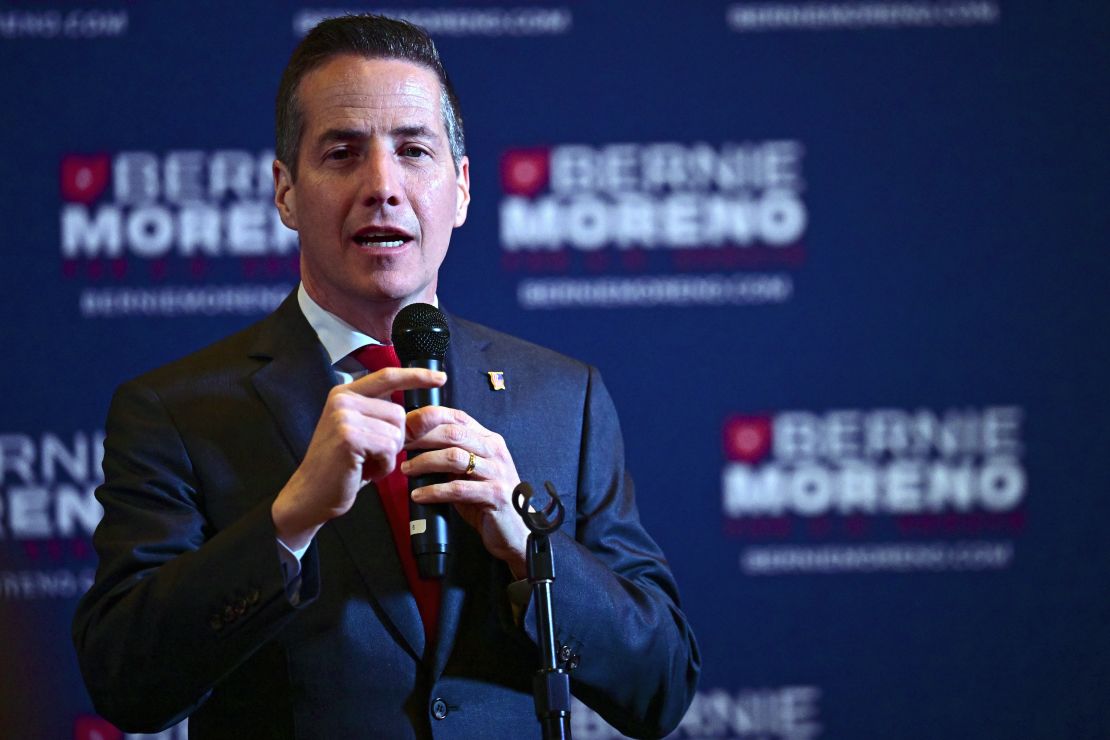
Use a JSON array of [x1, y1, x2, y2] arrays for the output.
[[327, 148, 352, 161], [401, 146, 428, 158]]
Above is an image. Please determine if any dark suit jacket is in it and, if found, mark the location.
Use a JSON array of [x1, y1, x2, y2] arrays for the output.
[[72, 292, 700, 739]]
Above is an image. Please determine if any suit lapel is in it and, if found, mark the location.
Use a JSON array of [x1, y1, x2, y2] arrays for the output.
[[248, 292, 335, 465], [330, 486, 427, 661], [247, 292, 425, 661]]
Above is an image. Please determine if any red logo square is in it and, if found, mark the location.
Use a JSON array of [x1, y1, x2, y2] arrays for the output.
[[501, 148, 549, 196], [61, 154, 111, 204], [723, 415, 773, 463]]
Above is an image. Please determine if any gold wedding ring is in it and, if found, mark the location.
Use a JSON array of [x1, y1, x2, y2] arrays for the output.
[[465, 452, 476, 476]]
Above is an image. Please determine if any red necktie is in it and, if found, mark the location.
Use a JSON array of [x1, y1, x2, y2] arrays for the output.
[[352, 344, 441, 645]]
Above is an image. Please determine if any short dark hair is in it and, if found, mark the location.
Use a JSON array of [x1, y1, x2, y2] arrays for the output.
[[275, 14, 466, 179]]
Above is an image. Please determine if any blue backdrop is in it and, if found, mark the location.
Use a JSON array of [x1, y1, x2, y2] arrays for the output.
[[1, 2, 1107, 738]]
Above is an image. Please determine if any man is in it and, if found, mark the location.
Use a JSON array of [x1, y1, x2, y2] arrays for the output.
[[73, 14, 699, 739]]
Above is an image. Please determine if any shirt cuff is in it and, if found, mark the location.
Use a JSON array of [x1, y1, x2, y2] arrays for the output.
[[276, 537, 311, 605]]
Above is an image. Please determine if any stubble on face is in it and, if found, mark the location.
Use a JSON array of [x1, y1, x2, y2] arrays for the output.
[[273, 55, 470, 339]]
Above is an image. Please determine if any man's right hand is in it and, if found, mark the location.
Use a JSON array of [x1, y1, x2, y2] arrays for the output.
[[271, 367, 446, 551]]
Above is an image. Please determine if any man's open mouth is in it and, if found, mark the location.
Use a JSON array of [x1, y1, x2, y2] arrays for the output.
[[352, 229, 412, 249]]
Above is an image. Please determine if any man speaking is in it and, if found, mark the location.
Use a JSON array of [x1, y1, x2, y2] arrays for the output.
[[73, 14, 699, 739]]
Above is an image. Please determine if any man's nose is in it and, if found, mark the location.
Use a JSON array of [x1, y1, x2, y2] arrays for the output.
[[359, 147, 403, 207]]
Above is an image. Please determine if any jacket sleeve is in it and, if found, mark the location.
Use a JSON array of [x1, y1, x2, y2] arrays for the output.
[[521, 366, 701, 738], [70, 379, 319, 733]]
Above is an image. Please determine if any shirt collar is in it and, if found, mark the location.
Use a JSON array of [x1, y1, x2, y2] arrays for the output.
[[296, 283, 440, 366]]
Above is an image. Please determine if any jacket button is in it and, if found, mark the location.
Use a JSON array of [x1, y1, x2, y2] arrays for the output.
[[431, 698, 449, 720], [247, 589, 260, 605], [222, 604, 237, 623], [558, 644, 572, 662]]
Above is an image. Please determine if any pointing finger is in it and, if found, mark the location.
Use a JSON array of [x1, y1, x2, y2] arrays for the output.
[[347, 367, 446, 399]]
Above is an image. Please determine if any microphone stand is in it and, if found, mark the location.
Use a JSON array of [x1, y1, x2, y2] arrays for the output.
[[513, 482, 572, 740]]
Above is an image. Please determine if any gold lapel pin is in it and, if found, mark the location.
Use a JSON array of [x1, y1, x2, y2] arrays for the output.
[[487, 371, 506, 391]]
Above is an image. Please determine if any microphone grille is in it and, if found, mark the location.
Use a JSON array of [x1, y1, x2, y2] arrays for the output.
[[391, 303, 450, 363]]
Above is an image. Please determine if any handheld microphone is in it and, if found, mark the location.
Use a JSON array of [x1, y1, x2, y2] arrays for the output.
[[391, 302, 451, 579]]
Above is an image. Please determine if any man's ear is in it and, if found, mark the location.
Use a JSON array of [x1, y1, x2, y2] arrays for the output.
[[273, 159, 298, 230], [453, 156, 471, 228]]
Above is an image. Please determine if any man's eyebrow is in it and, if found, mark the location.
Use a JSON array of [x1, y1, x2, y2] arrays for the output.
[[392, 124, 437, 140], [316, 128, 368, 145]]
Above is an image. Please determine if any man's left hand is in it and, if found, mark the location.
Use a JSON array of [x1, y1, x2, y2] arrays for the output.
[[401, 407, 529, 579]]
